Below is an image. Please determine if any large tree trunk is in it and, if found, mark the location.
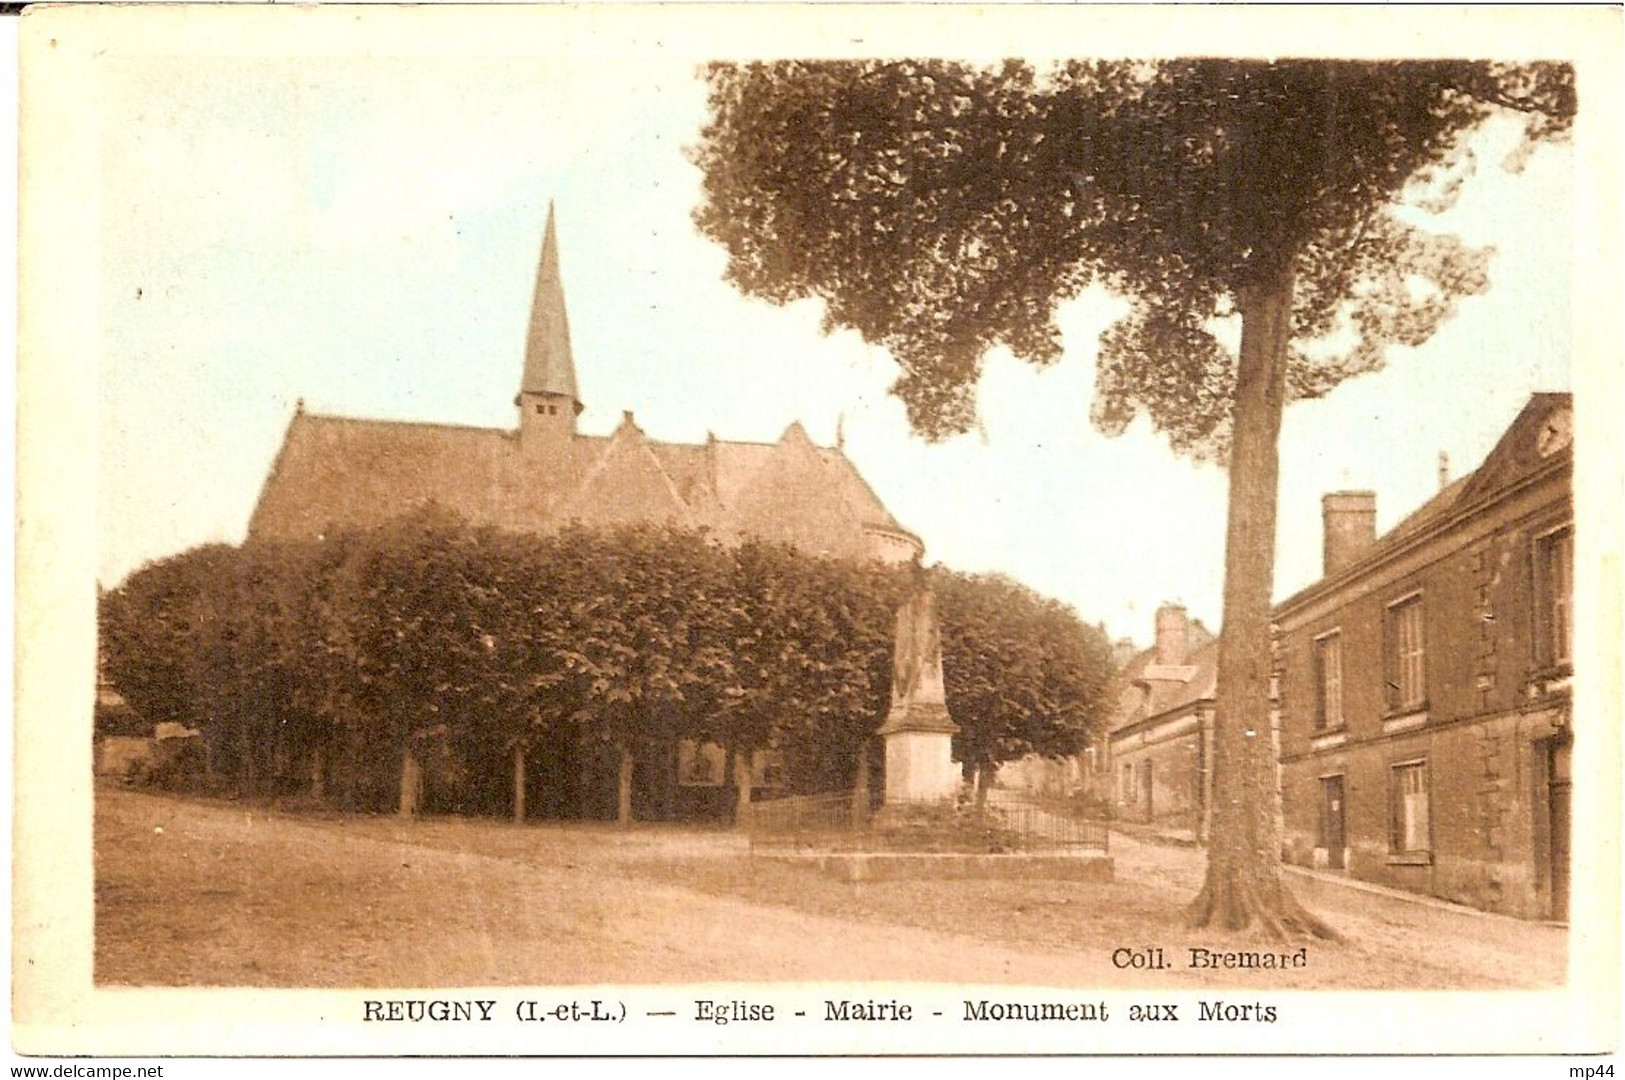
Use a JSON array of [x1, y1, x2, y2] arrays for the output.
[[851, 739, 872, 828], [732, 745, 754, 826], [512, 744, 527, 824], [616, 742, 634, 826], [399, 745, 422, 818], [974, 762, 991, 809], [1186, 271, 1337, 940]]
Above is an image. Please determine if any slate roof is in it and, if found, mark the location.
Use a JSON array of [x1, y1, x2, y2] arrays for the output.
[[247, 409, 918, 561], [1108, 621, 1219, 736], [519, 205, 580, 409], [247, 210, 920, 563], [1279, 392, 1572, 611]]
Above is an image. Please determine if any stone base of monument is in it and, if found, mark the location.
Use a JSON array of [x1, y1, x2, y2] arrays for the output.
[[761, 850, 1114, 883], [879, 727, 961, 803], [743, 786, 1112, 882]]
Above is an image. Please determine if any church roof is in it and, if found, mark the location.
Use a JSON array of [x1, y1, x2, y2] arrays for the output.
[[247, 209, 919, 563], [518, 204, 580, 409], [247, 410, 918, 560]]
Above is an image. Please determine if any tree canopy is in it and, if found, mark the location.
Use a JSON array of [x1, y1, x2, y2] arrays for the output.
[[935, 569, 1114, 791], [694, 59, 1572, 454], [99, 513, 1113, 818]]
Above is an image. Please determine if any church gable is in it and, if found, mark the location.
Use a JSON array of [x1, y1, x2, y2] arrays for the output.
[[555, 414, 695, 529], [722, 422, 873, 559], [647, 441, 722, 517]]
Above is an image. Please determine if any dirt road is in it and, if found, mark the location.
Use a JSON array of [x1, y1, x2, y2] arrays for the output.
[[94, 788, 1566, 989]]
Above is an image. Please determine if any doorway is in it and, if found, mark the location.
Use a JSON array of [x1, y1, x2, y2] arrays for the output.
[[1546, 738, 1571, 921], [1320, 774, 1347, 870]]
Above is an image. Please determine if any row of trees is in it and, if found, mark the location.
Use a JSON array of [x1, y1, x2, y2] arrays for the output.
[[98, 508, 1115, 822]]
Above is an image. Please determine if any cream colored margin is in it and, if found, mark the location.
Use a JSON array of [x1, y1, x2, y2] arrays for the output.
[[13, 3, 1622, 1057]]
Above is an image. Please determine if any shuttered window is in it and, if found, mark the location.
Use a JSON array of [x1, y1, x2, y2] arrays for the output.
[[1314, 632, 1344, 731], [1385, 595, 1426, 712], [1536, 527, 1574, 668]]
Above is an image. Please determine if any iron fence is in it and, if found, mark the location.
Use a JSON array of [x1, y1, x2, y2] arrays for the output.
[[744, 791, 1108, 854]]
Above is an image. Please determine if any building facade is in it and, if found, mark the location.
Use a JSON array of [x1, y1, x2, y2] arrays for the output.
[[1105, 604, 1218, 839], [1275, 394, 1573, 920]]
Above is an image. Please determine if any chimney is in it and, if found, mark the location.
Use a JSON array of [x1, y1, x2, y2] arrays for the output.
[[1154, 603, 1189, 667], [1438, 451, 1450, 491], [1322, 491, 1377, 576], [1112, 637, 1138, 671]]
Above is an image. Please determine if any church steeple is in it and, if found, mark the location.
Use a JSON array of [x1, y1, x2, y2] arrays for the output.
[[517, 203, 582, 457]]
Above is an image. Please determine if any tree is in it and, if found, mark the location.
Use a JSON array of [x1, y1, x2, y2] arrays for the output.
[[740, 546, 902, 803], [100, 547, 224, 737], [330, 506, 506, 815], [469, 528, 575, 822], [692, 59, 1573, 936], [935, 570, 1114, 805], [554, 525, 736, 824], [99, 545, 239, 785]]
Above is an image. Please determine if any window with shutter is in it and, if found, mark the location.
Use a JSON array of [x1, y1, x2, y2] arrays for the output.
[[1535, 526, 1573, 669], [1314, 632, 1344, 731], [1385, 595, 1426, 712]]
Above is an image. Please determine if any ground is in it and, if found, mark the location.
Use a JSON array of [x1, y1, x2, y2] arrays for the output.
[[94, 787, 1567, 989]]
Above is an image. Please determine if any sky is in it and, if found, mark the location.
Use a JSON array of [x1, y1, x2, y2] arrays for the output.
[[92, 34, 1574, 648]]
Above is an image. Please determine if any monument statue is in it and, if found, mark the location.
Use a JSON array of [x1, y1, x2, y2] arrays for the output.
[[877, 563, 960, 802], [887, 580, 948, 718]]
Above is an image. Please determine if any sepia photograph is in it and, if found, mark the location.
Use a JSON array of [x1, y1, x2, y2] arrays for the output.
[[12, 2, 1621, 1061]]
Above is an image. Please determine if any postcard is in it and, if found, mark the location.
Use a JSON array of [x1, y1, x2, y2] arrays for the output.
[[12, 2, 1621, 1061]]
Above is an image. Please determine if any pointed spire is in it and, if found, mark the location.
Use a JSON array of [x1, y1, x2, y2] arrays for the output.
[[519, 202, 582, 412]]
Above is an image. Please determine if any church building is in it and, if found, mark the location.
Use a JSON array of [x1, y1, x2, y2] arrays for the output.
[[246, 206, 921, 820], [248, 207, 923, 568]]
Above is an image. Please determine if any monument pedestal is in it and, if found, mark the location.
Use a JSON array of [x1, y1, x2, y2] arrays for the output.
[[877, 702, 960, 803], [877, 572, 961, 805]]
